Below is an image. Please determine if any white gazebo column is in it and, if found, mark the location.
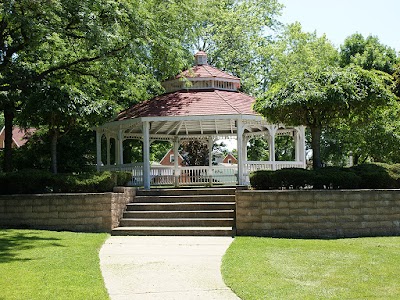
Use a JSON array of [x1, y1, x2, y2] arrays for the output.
[[208, 137, 214, 185], [96, 129, 102, 171], [236, 119, 245, 185], [267, 125, 278, 170], [294, 129, 300, 162], [297, 126, 306, 168], [173, 137, 180, 187], [142, 121, 151, 190]]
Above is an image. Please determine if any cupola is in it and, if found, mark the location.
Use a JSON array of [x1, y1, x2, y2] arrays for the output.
[[162, 51, 241, 93], [194, 51, 208, 65]]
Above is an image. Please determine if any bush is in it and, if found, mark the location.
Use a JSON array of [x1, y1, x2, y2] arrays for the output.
[[0, 170, 132, 194], [273, 168, 315, 189], [314, 167, 362, 189], [249, 170, 275, 190], [249, 163, 400, 190], [350, 163, 398, 189], [250, 168, 314, 190]]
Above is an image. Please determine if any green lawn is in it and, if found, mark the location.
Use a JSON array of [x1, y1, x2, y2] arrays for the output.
[[0, 229, 109, 300], [222, 237, 400, 300]]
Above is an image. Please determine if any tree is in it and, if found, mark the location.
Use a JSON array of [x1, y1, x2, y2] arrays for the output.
[[340, 34, 398, 74], [394, 63, 400, 97], [193, 0, 283, 95], [255, 25, 396, 168], [0, 0, 202, 172], [318, 34, 400, 165], [181, 140, 209, 166], [321, 104, 400, 165]]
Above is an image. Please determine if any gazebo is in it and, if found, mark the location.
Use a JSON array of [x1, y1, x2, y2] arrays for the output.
[[95, 51, 306, 189]]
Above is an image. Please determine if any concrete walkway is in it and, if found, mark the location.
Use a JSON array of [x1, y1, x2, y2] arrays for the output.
[[99, 236, 240, 300]]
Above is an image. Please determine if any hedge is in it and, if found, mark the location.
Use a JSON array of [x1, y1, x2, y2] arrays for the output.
[[250, 163, 400, 190], [0, 170, 132, 194]]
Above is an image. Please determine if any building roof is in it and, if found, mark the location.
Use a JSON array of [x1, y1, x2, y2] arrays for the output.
[[0, 127, 36, 148], [116, 89, 257, 121]]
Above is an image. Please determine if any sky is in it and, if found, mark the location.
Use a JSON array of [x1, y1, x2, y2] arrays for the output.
[[278, 0, 400, 52]]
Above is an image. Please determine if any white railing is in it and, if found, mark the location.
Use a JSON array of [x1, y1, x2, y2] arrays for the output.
[[243, 161, 305, 185], [99, 161, 304, 186], [245, 161, 305, 172]]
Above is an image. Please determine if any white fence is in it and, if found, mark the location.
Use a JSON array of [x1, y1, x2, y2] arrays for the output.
[[100, 161, 304, 186]]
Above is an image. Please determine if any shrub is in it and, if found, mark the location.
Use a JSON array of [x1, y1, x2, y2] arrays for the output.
[[350, 163, 397, 189], [314, 167, 362, 189], [0, 170, 132, 194], [250, 168, 314, 190], [249, 163, 400, 190], [249, 170, 275, 190], [273, 168, 315, 189], [0, 169, 55, 194]]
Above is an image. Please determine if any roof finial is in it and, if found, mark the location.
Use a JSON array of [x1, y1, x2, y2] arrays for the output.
[[194, 51, 207, 65]]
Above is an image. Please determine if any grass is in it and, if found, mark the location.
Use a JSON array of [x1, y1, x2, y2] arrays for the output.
[[0, 229, 109, 300], [222, 237, 400, 300]]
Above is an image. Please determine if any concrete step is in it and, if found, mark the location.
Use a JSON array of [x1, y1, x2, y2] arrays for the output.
[[123, 210, 234, 219], [126, 202, 235, 211], [136, 188, 236, 196], [111, 226, 234, 236], [134, 195, 235, 203], [119, 218, 234, 227]]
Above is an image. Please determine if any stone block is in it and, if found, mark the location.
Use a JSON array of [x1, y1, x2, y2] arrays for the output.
[[343, 208, 361, 215], [318, 215, 336, 224], [297, 201, 314, 209], [360, 207, 377, 215], [298, 215, 319, 223], [361, 221, 381, 229], [379, 221, 394, 228], [238, 215, 261, 223], [342, 228, 371, 238], [377, 207, 395, 215], [261, 201, 278, 209], [336, 215, 362, 223], [6, 206, 32, 213], [270, 208, 290, 216], [308, 208, 330, 216], [94, 210, 111, 218], [278, 201, 289, 208], [316, 201, 335, 208], [349, 200, 362, 208], [32, 205, 50, 213]]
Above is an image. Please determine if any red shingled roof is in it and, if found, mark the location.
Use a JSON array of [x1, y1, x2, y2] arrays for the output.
[[116, 90, 257, 120], [175, 65, 239, 80]]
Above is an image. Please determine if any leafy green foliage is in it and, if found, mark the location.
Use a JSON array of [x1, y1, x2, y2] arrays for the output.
[[180, 140, 209, 166], [0, 170, 131, 194], [194, 0, 283, 95], [247, 138, 270, 161], [12, 126, 96, 173], [340, 34, 398, 73], [0, 0, 206, 171], [249, 164, 400, 190], [255, 25, 397, 169]]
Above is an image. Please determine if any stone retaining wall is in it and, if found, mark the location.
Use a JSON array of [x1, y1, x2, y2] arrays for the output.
[[0, 187, 135, 232], [236, 190, 400, 238]]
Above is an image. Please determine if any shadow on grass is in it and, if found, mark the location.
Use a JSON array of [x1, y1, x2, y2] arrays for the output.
[[0, 229, 64, 264]]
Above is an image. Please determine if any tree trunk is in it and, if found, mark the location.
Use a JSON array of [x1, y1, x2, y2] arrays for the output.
[[310, 126, 322, 169], [3, 106, 15, 172], [50, 129, 59, 174]]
